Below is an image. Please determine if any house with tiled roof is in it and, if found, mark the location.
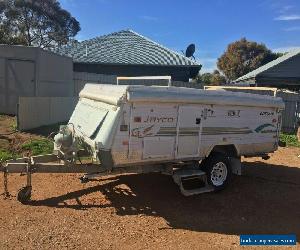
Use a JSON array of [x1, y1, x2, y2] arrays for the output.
[[56, 29, 201, 82]]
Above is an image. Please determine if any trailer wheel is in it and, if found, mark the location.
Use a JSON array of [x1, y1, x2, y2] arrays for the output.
[[204, 153, 232, 191], [17, 186, 32, 204]]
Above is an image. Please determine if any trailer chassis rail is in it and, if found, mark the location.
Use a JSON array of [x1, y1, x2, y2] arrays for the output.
[[0, 154, 173, 203], [1, 154, 225, 202]]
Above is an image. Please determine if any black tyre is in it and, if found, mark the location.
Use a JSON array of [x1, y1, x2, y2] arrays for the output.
[[17, 186, 32, 204], [202, 153, 232, 191]]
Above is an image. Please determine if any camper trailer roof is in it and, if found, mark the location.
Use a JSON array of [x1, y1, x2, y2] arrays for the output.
[[79, 84, 285, 109]]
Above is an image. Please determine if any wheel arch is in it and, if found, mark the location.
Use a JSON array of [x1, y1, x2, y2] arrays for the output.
[[206, 144, 240, 158]]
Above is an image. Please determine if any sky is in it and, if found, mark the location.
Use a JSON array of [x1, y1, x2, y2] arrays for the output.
[[59, 0, 300, 72]]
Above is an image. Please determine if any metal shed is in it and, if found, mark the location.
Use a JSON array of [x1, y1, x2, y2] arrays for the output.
[[0, 45, 74, 114]]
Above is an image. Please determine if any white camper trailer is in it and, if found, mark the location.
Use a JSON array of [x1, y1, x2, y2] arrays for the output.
[[57, 84, 284, 191], [1, 83, 285, 201]]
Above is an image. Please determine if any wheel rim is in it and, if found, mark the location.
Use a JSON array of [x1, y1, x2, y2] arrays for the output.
[[210, 162, 228, 186]]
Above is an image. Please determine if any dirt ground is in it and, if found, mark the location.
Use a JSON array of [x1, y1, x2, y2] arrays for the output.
[[0, 146, 299, 249], [0, 115, 44, 156]]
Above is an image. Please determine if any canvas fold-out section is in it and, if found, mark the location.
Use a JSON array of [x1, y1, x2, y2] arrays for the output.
[[69, 98, 108, 138], [79, 84, 128, 106]]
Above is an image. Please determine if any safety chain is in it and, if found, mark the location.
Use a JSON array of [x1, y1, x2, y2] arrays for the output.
[[2, 165, 10, 198]]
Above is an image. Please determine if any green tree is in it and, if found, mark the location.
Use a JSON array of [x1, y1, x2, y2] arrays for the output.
[[210, 70, 226, 85], [0, 0, 80, 48], [196, 70, 226, 86], [199, 73, 213, 85], [217, 38, 281, 81]]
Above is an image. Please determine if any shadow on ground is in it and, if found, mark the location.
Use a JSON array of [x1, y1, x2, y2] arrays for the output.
[[26, 123, 64, 137], [28, 161, 300, 239]]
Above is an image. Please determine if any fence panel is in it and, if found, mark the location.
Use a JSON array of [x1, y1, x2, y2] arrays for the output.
[[280, 100, 298, 133], [172, 81, 203, 89], [204, 86, 277, 96], [18, 97, 78, 131], [118, 79, 202, 89], [73, 72, 202, 94], [73, 72, 117, 96], [276, 91, 300, 133]]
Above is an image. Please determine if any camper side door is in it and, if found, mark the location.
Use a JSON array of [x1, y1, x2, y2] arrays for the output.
[[129, 104, 178, 161], [176, 105, 203, 158]]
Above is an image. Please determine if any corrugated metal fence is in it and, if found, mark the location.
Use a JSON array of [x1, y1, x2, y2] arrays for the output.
[[276, 91, 300, 133]]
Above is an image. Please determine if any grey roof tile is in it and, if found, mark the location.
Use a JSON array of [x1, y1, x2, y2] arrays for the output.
[[55, 30, 199, 66]]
